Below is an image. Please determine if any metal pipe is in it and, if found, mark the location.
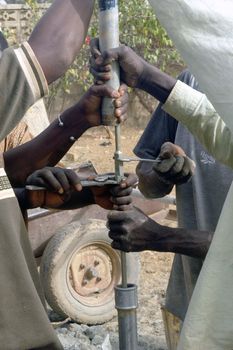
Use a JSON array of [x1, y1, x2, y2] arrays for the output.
[[115, 284, 138, 349], [132, 189, 176, 205], [98, 3, 138, 348], [98, 0, 120, 125]]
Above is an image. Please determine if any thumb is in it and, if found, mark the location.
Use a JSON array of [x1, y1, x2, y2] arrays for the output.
[[160, 142, 186, 158], [90, 84, 120, 99]]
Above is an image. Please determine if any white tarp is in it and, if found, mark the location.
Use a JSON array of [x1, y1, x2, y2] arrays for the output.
[[148, 1, 233, 349]]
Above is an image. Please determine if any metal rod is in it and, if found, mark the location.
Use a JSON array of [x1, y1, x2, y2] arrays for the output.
[[98, 0, 120, 125], [114, 156, 161, 163], [98, 2, 138, 349]]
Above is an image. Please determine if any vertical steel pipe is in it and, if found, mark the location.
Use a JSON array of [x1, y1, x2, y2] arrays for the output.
[[98, 0, 120, 125], [98, 2, 138, 349], [115, 284, 138, 349]]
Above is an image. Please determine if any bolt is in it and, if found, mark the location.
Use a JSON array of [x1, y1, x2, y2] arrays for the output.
[[79, 264, 85, 270], [94, 260, 100, 266], [96, 277, 102, 283]]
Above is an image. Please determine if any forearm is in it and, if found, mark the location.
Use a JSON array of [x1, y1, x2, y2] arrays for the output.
[[149, 224, 213, 259], [137, 162, 174, 198], [4, 106, 90, 187], [16, 186, 94, 211], [138, 62, 176, 104], [28, 0, 95, 84], [56, 188, 95, 210], [163, 81, 233, 169]]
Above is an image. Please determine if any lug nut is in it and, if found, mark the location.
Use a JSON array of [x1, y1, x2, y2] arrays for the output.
[[96, 277, 102, 283], [94, 260, 100, 266], [79, 264, 85, 270]]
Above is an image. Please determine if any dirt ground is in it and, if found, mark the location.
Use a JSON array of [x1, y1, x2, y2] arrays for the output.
[[63, 125, 176, 349]]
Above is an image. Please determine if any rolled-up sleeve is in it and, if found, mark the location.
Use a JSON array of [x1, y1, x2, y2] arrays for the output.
[[163, 80, 233, 169], [0, 42, 48, 141]]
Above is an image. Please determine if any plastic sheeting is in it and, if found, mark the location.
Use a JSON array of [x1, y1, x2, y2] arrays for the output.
[[148, 1, 233, 349]]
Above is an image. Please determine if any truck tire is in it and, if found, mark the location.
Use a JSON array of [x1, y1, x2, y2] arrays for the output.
[[40, 219, 140, 325]]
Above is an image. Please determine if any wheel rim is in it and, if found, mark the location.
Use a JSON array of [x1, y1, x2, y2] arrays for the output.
[[67, 241, 121, 307]]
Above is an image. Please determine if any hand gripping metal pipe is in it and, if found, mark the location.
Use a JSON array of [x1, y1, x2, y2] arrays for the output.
[[98, 1, 138, 349]]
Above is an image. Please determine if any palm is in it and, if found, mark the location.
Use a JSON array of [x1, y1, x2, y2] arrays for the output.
[[78, 90, 101, 127]]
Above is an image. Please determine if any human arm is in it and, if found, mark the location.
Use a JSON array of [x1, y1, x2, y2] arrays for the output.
[[91, 42, 233, 169], [108, 206, 213, 259], [90, 41, 176, 103], [0, 1, 94, 141], [18, 169, 137, 211], [3, 83, 128, 187], [137, 142, 195, 198], [28, 0, 95, 84]]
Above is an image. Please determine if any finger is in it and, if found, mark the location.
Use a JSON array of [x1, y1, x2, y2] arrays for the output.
[[89, 56, 112, 73], [113, 203, 133, 211], [154, 155, 176, 173], [170, 155, 185, 175], [28, 176, 46, 188], [108, 223, 125, 235], [107, 210, 129, 222], [114, 88, 128, 108], [90, 38, 101, 58], [160, 142, 186, 157], [90, 84, 120, 99], [89, 66, 111, 83], [118, 83, 128, 96], [110, 186, 132, 197], [111, 240, 123, 251], [113, 87, 129, 122], [101, 47, 124, 64], [174, 157, 195, 179], [111, 235, 131, 252], [111, 195, 132, 206], [39, 171, 64, 194], [120, 173, 138, 189], [55, 170, 71, 193], [173, 158, 195, 184], [185, 157, 196, 175], [63, 169, 82, 191]]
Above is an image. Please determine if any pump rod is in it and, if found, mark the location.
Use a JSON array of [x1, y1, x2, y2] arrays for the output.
[[98, 2, 138, 349]]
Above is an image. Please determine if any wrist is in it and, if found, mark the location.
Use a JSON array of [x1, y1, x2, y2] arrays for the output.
[[60, 105, 90, 138], [137, 62, 176, 103]]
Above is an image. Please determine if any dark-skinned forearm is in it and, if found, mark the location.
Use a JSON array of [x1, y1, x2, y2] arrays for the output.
[[149, 224, 213, 259], [138, 62, 176, 104], [4, 106, 90, 187], [46, 187, 95, 210], [28, 0, 95, 84], [136, 162, 174, 198]]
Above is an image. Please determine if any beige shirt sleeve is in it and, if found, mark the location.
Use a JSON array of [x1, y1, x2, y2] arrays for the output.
[[0, 42, 48, 142], [163, 80, 233, 169]]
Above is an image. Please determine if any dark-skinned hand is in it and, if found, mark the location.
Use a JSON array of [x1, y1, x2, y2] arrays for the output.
[[76, 83, 128, 125], [90, 39, 146, 89], [25, 166, 82, 209], [25, 168, 138, 211], [153, 142, 195, 185], [90, 173, 138, 210], [108, 206, 158, 252]]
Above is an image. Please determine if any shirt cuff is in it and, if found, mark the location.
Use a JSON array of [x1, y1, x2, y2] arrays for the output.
[[163, 80, 206, 124], [14, 42, 48, 102]]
